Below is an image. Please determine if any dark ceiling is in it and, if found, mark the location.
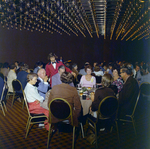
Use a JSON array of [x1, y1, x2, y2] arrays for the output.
[[0, 0, 149, 41]]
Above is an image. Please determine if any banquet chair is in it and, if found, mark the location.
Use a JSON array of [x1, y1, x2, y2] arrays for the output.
[[118, 91, 140, 136], [0, 77, 8, 116], [140, 82, 150, 97], [22, 90, 47, 138], [47, 98, 77, 149], [0, 72, 4, 80], [12, 79, 25, 108], [85, 96, 119, 149]]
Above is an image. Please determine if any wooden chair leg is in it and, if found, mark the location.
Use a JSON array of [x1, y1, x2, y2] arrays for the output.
[[80, 123, 85, 138], [3, 101, 7, 111], [0, 104, 5, 116], [132, 118, 137, 136], [94, 124, 98, 149], [25, 120, 31, 138], [72, 126, 75, 149], [11, 93, 15, 107], [47, 124, 52, 149]]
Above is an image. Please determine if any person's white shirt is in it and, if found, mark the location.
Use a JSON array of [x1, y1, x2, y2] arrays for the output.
[[24, 83, 44, 103], [93, 71, 104, 76]]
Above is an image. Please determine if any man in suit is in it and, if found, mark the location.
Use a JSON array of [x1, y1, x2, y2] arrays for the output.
[[35, 68, 49, 99], [52, 65, 74, 88], [33, 61, 43, 74], [118, 66, 139, 118], [45, 53, 75, 86], [17, 64, 30, 91]]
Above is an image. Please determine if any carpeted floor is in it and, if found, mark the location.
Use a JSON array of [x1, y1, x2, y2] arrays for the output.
[[0, 95, 149, 149]]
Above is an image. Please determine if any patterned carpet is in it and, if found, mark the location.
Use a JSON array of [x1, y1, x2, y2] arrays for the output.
[[0, 95, 149, 149]]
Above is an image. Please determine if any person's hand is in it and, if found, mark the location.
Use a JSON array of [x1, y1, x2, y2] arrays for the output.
[[71, 72, 76, 77], [35, 100, 40, 104], [44, 76, 48, 82], [90, 92, 95, 102]]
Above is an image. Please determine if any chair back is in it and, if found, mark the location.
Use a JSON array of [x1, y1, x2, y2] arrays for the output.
[[12, 79, 23, 92], [0, 72, 4, 80], [131, 91, 140, 116], [97, 96, 118, 120], [77, 74, 82, 82], [0, 77, 5, 101], [48, 98, 73, 125], [95, 76, 102, 84], [22, 89, 31, 116], [140, 82, 150, 96]]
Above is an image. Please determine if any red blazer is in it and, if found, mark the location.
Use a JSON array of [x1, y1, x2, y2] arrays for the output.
[[46, 61, 72, 85]]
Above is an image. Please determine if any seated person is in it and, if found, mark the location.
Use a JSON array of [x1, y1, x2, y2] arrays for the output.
[[79, 62, 89, 75], [112, 63, 123, 93], [90, 74, 115, 117], [72, 63, 79, 86], [1, 62, 9, 78], [35, 68, 49, 99], [93, 65, 104, 76], [47, 72, 81, 129], [79, 65, 96, 88], [118, 66, 139, 118], [24, 73, 49, 117], [33, 61, 43, 74], [17, 64, 30, 91], [7, 64, 17, 93], [52, 65, 74, 87]]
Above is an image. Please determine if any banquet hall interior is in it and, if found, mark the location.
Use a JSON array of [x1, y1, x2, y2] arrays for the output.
[[0, 0, 150, 149]]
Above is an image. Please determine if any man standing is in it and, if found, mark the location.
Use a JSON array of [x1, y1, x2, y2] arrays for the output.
[[35, 68, 49, 99], [45, 53, 75, 85], [52, 65, 74, 88], [118, 66, 139, 118]]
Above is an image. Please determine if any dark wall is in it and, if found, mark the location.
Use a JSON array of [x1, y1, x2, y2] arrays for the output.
[[0, 26, 149, 68]]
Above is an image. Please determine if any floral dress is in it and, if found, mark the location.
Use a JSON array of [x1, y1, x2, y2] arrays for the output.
[[112, 77, 124, 93]]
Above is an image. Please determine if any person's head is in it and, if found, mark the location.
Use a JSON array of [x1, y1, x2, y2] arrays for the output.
[[27, 73, 38, 85], [85, 65, 92, 75], [36, 61, 43, 68], [93, 62, 97, 67], [84, 62, 90, 67], [135, 65, 140, 72], [120, 66, 132, 81], [58, 65, 65, 75], [112, 63, 120, 77], [94, 66, 100, 72], [101, 74, 113, 87], [108, 62, 113, 70], [15, 61, 19, 67], [72, 63, 78, 70], [47, 53, 56, 62], [37, 68, 46, 80], [21, 64, 29, 72], [10, 64, 16, 70], [60, 72, 73, 84]]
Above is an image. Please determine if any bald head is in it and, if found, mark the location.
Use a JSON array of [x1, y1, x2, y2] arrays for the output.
[[37, 68, 46, 80]]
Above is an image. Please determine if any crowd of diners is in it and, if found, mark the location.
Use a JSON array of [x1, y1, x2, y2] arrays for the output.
[[0, 53, 150, 131]]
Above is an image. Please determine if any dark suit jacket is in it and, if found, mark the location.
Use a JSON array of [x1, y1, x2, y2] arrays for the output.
[[48, 83, 81, 126], [118, 76, 139, 118], [91, 87, 115, 111], [17, 71, 28, 92]]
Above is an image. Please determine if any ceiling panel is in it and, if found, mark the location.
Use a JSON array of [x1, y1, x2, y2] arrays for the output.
[[0, 0, 149, 41]]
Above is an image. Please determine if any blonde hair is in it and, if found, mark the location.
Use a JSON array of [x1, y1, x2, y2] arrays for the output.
[[101, 74, 113, 87]]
